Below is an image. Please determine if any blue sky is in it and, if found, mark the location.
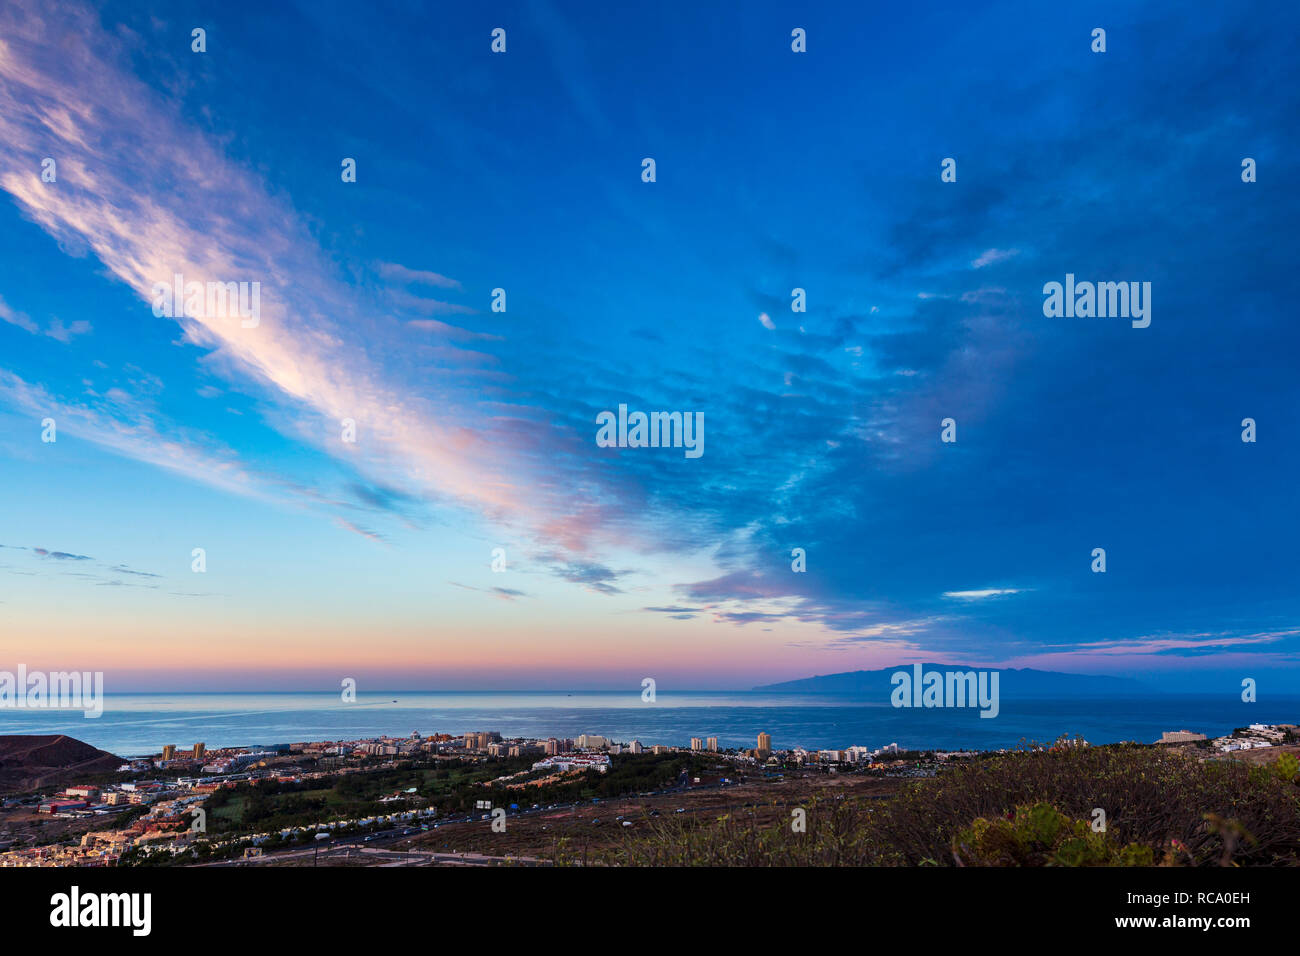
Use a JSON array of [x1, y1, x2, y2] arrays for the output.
[[1, 0, 1298, 692]]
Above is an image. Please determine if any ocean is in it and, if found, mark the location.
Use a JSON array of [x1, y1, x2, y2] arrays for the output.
[[1, 691, 1296, 758]]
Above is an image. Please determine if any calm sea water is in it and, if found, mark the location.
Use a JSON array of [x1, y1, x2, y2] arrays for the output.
[[2, 692, 1297, 758]]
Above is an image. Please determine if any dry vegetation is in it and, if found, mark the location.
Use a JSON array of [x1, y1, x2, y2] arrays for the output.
[[596, 746, 1300, 866]]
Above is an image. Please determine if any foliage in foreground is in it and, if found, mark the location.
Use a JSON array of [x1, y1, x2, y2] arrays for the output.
[[601, 746, 1300, 867], [953, 803, 1154, 866]]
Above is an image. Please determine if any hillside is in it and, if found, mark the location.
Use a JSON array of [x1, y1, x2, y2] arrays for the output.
[[0, 735, 123, 794]]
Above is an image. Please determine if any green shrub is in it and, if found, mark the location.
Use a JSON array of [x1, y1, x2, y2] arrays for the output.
[[952, 803, 1154, 866]]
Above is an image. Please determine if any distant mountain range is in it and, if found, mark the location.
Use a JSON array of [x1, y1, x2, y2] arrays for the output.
[[754, 664, 1146, 697]]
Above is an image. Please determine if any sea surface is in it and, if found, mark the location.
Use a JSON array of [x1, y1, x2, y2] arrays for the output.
[[2, 691, 1297, 758]]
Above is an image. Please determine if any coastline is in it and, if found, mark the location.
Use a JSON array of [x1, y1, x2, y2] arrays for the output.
[[3, 691, 1297, 759]]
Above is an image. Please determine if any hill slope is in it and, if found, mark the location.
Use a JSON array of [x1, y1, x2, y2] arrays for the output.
[[0, 734, 123, 793]]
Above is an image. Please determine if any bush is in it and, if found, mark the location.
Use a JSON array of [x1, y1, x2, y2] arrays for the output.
[[606, 746, 1300, 867], [870, 745, 1299, 866], [952, 803, 1154, 866]]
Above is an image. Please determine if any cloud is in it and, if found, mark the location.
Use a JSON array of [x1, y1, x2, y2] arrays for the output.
[[942, 588, 1026, 600], [334, 517, 385, 543], [375, 261, 463, 290], [0, 295, 91, 341], [111, 565, 162, 578], [0, 369, 274, 503], [391, 291, 479, 317], [3, 543, 165, 590], [0, 3, 725, 579], [405, 317, 501, 341], [2, 0, 1297, 676], [971, 247, 1019, 269], [346, 481, 419, 515], [44, 318, 91, 342], [450, 582, 530, 601], [0, 4, 585, 548], [1051, 629, 1300, 657], [541, 558, 627, 595], [0, 295, 38, 334], [32, 547, 91, 561]]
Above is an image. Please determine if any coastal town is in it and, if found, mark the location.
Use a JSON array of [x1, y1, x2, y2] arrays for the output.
[[0, 728, 914, 867], [2, 721, 1295, 867]]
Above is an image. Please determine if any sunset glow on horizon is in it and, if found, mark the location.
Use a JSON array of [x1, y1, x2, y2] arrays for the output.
[[2, 0, 1299, 696]]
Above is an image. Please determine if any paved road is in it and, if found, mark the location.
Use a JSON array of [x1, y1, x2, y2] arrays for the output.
[[204, 840, 545, 867]]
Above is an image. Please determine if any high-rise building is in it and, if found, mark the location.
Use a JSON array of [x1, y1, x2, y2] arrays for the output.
[[690, 737, 704, 751], [628, 740, 643, 754], [757, 732, 772, 755], [706, 737, 718, 752], [193, 742, 206, 760], [161, 744, 176, 761]]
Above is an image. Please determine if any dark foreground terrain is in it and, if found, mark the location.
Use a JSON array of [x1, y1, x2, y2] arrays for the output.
[[289, 745, 1300, 867], [0, 735, 121, 793]]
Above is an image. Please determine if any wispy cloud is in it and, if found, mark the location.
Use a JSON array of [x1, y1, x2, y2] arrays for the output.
[[1051, 629, 1300, 657], [2, 543, 164, 588], [0, 295, 38, 334], [333, 517, 385, 544], [31, 547, 91, 561], [0, 3, 587, 548], [44, 318, 91, 342], [0, 294, 91, 341], [375, 261, 463, 290], [0, 369, 268, 503], [971, 247, 1019, 269], [942, 588, 1027, 600], [450, 582, 531, 601]]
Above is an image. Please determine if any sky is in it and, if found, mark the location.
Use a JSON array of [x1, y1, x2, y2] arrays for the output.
[[0, 0, 1298, 693]]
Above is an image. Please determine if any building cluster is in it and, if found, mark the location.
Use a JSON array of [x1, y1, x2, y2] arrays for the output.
[[680, 732, 914, 767], [1159, 723, 1296, 752], [530, 753, 611, 773], [0, 724, 971, 867], [153, 741, 278, 773], [7, 778, 227, 866], [1212, 723, 1296, 752]]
